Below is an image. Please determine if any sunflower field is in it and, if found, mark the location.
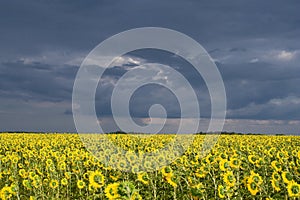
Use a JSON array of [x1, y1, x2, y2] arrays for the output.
[[0, 133, 300, 199]]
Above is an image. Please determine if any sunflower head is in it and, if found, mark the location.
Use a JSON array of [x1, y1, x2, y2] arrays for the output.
[[137, 172, 149, 185], [249, 171, 263, 185], [229, 158, 240, 169], [49, 179, 59, 189], [61, 178, 68, 186], [104, 182, 120, 200], [77, 180, 85, 189], [223, 171, 236, 187], [248, 155, 258, 165], [271, 160, 282, 171], [271, 179, 281, 192], [272, 172, 281, 180], [131, 192, 142, 200], [247, 181, 259, 196], [287, 181, 300, 197], [219, 159, 230, 171], [166, 175, 177, 188], [161, 166, 173, 177], [282, 171, 293, 184], [89, 171, 105, 188], [218, 185, 226, 199]]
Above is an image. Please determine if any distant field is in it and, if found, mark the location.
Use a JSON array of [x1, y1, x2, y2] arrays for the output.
[[0, 133, 299, 199]]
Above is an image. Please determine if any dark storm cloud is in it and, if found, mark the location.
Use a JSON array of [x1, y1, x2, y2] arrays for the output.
[[0, 0, 300, 132], [0, 60, 77, 102], [217, 61, 300, 82], [217, 61, 300, 109], [1, 0, 300, 56]]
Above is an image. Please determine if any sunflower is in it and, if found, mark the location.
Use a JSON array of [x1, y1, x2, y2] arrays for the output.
[[104, 183, 120, 200], [219, 152, 228, 160], [161, 166, 173, 177], [42, 178, 49, 187], [83, 159, 92, 167], [295, 166, 300, 176], [58, 161, 66, 171], [131, 165, 140, 174], [223, 171, 236, 187], [287, 180, 300, 197], [131, 192, 143, 200], [117, 159, 128, 171], [143, 161, 152, 170], [46, 159, 53, 166], [239, 159, 248, 170], [218, 185, 225, 199], [65, 171, 72, 179], [19, 169, 27, 178], [271, 179, 281, 192], [77, 180, 85, 189], [271, 160, 282, 171], [32, 175, 42, 188], [255, 158, 264, 168], [166, 175, 178, 188], [205, 154, 213, 164], [0, 186, 12, 200], [49, 179, 59, 189], [282, 171, 293, 184], [268, 147, 276, 157], [89, 171, 105, 188], [126, 151, 138, 164], [219, 159, 230, 171], [11, 156, 19, 164], [247, 181, 259, 196], [195, 166, 207, 178], [272, 171, 281, 181], [248, 155, 257, 165], [248, 171, 263, 185], [18, 163, 23, 168], [229, 158, 240, 169], [156, 154, 166, 165], [276, 151, 287, 161], [297, 151, 300, 160], [9, 183, 17, 196], [28, 171, 35, 180], [61, 178, 68, 186], [83, 172, 89, 180], [137, 172, 149, 185], [23, 179, 32, 190]]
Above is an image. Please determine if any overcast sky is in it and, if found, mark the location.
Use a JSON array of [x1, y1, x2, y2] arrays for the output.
[[1, 0, 300, 134]]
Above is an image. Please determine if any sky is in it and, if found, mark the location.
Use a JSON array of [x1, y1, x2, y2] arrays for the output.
[[0, 0, 300, 134]]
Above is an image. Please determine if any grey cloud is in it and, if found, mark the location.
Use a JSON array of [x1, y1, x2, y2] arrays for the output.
[[216, 61, 300, 110], [227, 96, 300, 120], [1, 0, 300, 57], [0, 60, 77, 102]]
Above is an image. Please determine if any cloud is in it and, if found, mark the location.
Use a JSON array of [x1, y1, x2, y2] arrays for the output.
[[249, 58, 259, 63], [0, 59, 77, 102], [261, 50, 298, 62], [276, 50, 297, 61], [222, 119, 300, 134], [227, 96, 300, 120]]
